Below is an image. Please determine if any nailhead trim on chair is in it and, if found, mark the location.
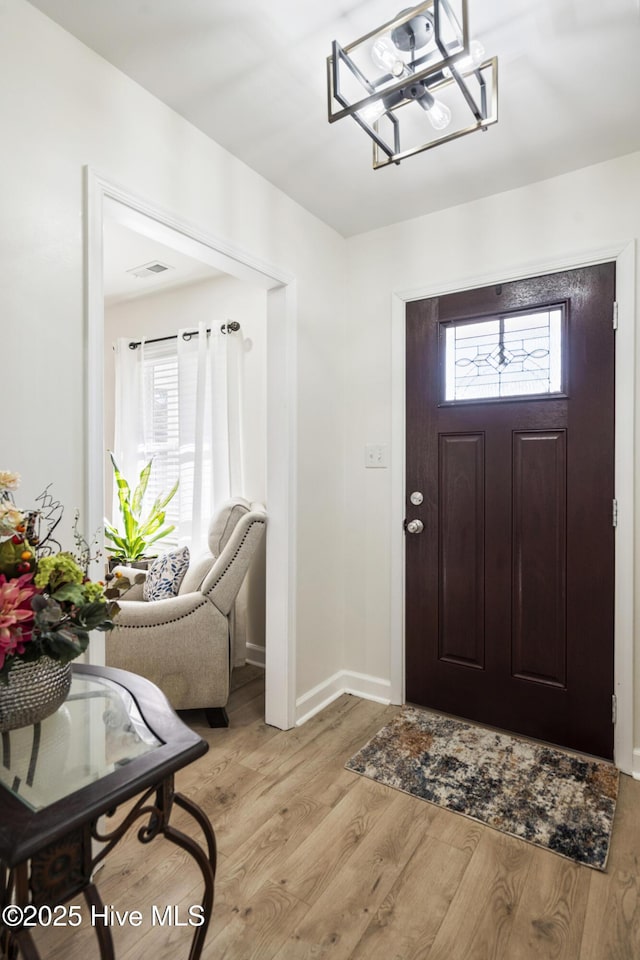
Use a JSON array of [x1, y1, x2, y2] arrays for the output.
[[115, 598, 210, 629], [114, 516, 265, 628], [202, 518, 266, 598]]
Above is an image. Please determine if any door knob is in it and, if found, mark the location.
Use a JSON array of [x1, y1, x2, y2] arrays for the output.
[[406, 519, 424, 534]]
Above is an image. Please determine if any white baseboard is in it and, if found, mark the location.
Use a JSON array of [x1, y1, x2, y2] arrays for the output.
[[296, 670, 391, 726], [246, 642, 266, 668], [631, 749, 640, 780]]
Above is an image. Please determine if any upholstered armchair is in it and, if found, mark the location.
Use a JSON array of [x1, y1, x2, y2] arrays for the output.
[[105, 498, 267, 727]]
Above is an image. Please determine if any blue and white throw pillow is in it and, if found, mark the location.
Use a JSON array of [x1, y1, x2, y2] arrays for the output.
[[143, 547, 190, 602]]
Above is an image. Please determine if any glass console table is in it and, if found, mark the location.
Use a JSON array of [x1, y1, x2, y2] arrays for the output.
[[0, 664, 217, 960]]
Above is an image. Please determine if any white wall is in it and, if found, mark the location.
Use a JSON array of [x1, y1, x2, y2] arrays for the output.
[[1, 0, 347, 703], [344, 150, 640, 761]]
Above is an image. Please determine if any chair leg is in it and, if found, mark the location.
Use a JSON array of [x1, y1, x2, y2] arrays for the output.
[[205, 707, 229, 728]]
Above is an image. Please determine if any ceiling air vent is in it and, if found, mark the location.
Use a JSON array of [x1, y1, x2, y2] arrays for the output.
[[127, 260, 173, 279]]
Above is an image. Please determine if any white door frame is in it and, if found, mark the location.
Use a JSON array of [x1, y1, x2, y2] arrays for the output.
[[390, 241, 636, 774], [84, 167, 298, 730]]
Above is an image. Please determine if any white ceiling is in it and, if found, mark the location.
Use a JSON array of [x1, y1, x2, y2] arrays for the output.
[[28, 0, 640, 237], [103, 219, 222, 304]]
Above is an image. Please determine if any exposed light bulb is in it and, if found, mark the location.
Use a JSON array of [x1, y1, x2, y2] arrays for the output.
[[418, 89, 452, 131], [468, 40, 486, 66], [444, 40, 485, 77], [357, 98, 387, 126], [371, 36, 405, 77], [426, 98, 451, 130]]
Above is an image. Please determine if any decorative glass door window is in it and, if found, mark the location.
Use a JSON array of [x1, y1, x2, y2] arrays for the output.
[[442, 307, 564, 402]]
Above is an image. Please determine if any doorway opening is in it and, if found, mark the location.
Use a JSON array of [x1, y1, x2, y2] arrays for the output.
[[85, 169, 297, 730], [389, 243, 636, 773], [405, 264, 615, 758]]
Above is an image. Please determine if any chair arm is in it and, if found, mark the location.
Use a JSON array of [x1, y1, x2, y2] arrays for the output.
[[112, 591, 209, 629], [200, 513, 267, 614]]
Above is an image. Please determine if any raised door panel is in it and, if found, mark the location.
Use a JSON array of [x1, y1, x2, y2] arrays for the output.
[[511, 430, 567, 687], [438, 433, 485, 669]]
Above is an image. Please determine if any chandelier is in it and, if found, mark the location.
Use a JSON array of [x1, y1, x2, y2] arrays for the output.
[[327, 0, 498, 168]]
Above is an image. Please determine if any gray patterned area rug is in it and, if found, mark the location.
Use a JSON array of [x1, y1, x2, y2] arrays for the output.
[[345, 707, 619, 870]]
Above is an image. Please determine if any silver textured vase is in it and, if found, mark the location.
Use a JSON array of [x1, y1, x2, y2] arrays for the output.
[[0, 656, 72, 732]]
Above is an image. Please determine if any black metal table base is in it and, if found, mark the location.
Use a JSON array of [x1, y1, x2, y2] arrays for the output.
[[1, 779, 216, 960]]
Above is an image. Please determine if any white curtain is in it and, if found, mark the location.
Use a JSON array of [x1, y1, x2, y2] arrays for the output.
[[112, 338, 146, 507], [112, 323, 245, 554]]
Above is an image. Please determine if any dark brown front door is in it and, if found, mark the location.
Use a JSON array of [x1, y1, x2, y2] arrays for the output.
[[405, 264, 616, 759]]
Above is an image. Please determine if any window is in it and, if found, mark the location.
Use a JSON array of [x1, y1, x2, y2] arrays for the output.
[[442, 307, 564, 403], [139, 340, 179, 549], [114, 323, 244, 554]]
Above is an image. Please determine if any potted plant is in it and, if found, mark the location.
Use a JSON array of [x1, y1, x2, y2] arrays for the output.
[[104, 453, 179, 570]]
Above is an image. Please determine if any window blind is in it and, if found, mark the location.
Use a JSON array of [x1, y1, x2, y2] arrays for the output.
[[140, 340, 179, 549]]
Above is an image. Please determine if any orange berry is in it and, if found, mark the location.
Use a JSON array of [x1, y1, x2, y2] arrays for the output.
[[20, 551, 32, 561]]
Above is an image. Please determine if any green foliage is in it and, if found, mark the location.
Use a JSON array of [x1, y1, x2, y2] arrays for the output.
[[34, 553, 83, 591], [104, 453, 179, 562]]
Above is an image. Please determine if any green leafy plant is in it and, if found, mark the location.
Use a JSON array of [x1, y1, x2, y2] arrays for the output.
[[104, 453, 179, 563]]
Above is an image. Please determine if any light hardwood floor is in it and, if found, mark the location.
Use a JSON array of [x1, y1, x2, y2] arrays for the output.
[[34, 668, 640, 960]]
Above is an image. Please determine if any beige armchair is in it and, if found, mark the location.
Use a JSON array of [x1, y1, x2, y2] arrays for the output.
[[105, 498, 267, 727]]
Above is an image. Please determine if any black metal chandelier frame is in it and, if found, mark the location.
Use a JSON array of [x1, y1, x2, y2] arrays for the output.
[[327, 0, 498, 168]]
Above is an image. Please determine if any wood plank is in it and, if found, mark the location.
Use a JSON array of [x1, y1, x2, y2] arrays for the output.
[[180, 693, 281, 766], [172, 756, 267, 832], [350, 834, 472, 960], [271, 793, 435, 960], [272, 778, 399, 906], [425, 806, 485, 856], [205, 700, 392, 857], [201, 880, 309, 960], [427, 830, 533, 960], [215, 792, 331, 906], [579, 773, 640, 959], [295, 704, 400, 811], [240, 694, 363, 775], [270, 700, 396, 788], [230, 664, 266, 692], [504, 846, 590, 958]]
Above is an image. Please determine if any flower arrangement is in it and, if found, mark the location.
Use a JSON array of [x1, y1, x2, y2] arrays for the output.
[[0, 470, 116, 683]]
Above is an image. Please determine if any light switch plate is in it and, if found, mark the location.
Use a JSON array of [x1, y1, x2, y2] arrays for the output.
[[365, 443, 389, 468]]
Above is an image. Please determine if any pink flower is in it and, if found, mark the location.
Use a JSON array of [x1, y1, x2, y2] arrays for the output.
[[0, 573, 38, 669]]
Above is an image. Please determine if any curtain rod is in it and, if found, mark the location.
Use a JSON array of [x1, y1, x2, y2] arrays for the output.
[[128, 321, 240, 350]]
